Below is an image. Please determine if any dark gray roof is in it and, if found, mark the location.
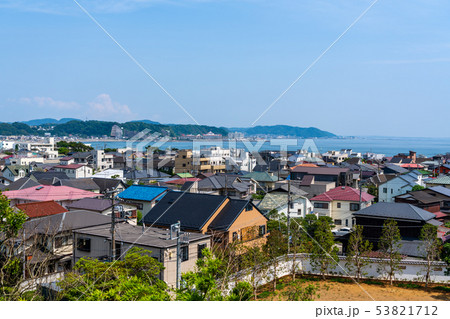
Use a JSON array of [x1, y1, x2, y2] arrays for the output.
[[66, 198, 113, 212], [383, 164, 409, 174], [208, 199, 252, 231], [74, 223, 209, 249], [197, 175, 250, 193], [29, 171, 70, 181], [23, 210, 111, 235], [92, 177, 125, 193], [53, 178, 101, 191], [0, 177, 40, 191], [353, 202, 436, 222], [142, 191, 227, 231], [429, 186, 450, 198]]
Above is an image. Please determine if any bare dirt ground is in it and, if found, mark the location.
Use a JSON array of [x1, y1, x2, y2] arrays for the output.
[[259, 276, 450, 301]]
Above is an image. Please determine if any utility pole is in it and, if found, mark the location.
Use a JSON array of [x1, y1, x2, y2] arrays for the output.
[[107, 188, 117, 261], [170, 221, 182, 290], [287, 179, 291, 254]]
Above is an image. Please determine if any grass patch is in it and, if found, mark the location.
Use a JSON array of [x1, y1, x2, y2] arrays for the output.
[[434, 286, 450, 293], [258, 291, 272, 299], [363, 280, 385, 286], [329, 277, 353, 284], [395, 283, 423, 289]]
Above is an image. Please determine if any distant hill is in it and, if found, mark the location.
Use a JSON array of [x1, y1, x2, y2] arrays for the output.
[[128, 119, 160, 125], [0, 122, 37, 135], [230, 125, 336, 138], [20, 118, 80, 126]]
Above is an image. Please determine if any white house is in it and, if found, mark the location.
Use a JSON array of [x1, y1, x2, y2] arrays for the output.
[[53, 164, 93, 179], [310, 186, 374, 229], [378, 170, 425, 203], [258, 192, 313, 218], [1, 165, 30, 182]]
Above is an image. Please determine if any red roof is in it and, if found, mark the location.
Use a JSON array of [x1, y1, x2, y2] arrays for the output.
[[3, 185, 99, 202], [310, 186, 374, 202], [165, 178, 201, 185], [401, 163, 424, 169], [16, 200, 68, 219], [432, 211, 448, 219]]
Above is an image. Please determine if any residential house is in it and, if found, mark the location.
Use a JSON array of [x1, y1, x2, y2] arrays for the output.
[[73, 223, 210, 288], [117, 185, 169, 216], [16, 200, 68, 219], [395, 186, 450, 218], [20, 210, 111, 277], [353, 202, 437, 253], [0, 177, 40, 191], [424, 175, 450, 189], [194, 174, 255, 199], [258, 190, 312, 218], [66, 198, 137, 217], [290, 166, 352, 187], [92, 177, 127, 194], [142, 191, 269, 248], [1, 165, 30, 182], [310, 186, 374, 229], [52, 164, 93, 179], [241, 171, 278, 191], [378, 170, 425, 202], [52, 179, 101, 193], [3, 185, 99, 208]]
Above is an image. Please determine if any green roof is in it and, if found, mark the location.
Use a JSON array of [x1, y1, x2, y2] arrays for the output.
[[424, 175, 450, 185], [258, 192, 303, 212], [176, 173, 193, 178], [4, 165, 30, 176]]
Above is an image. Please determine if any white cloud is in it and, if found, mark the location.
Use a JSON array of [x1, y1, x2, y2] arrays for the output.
[[17, 96, 80, 109], [88, 93, 132, 115]]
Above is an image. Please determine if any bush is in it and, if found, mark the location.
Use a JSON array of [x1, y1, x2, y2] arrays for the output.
[[228, 282, 253, 301]]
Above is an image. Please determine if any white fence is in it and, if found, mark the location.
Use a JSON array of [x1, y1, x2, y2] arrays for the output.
[[229, 254, 450, 291]]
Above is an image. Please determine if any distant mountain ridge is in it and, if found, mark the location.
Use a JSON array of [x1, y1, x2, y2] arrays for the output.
[[229, 125, 336, 138], [20, 118, 81, 126]]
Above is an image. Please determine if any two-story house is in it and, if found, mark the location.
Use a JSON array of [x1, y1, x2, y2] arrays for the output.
[[378, 170, 425, 202], [310, 186, 374, 229], [142, 191, 269, 249]]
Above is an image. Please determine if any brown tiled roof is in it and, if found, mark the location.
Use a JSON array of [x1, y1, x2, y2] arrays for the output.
[[16, 200, 68, 219]]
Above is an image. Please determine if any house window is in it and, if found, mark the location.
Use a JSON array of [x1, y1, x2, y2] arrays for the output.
[[259, 225, 266, 237], [77, 238, 91, 252], [334, 219, 342, 225], [345, 219, 349, 227], [181, 245, 189, 262], [337, 203, 341, 208], [289, 202, 294, 209], [182, 163, 186, 167], [350, 203, 360, 211], [314, 202, 329, 209], [197, 243, 207, 259], [232, 232, 239, 242], [383, 188, 387, 194]]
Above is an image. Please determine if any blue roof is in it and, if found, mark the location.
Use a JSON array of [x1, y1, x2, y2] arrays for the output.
[[117, 185, 168, 202]]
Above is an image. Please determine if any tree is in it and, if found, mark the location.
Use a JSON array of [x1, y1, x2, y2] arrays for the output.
[[282, 281, 320, 301], [0, 192, 28, 299], [240, 246, 268, 300], [309, 217, 339, 279], [411, 185, 425, 192], [176, 248, 225, 301], [227, 281, 253, 301], [58, 247, 169, 301], [419, 224, 441, 287], [345, 225, 373, 282], [377, 219, 403, 285], [264, 230, 287, 292], [442, 242, 450, 275]]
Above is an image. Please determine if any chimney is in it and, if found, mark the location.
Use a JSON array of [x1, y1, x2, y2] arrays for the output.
[[409, 151, 416, 163]]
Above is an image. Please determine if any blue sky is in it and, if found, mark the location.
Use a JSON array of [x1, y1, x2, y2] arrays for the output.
[[1, 0, 450, 137]]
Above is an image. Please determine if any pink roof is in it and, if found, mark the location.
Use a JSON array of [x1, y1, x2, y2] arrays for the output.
[[165, 178, 200, 185], [310, 186, 374, 202], [3, 185, 99, 202], [401, 163, 424, 168], [53, 164, 86, 169]]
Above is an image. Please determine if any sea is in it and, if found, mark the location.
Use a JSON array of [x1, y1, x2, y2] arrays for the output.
[[86, 136, 450, 158]]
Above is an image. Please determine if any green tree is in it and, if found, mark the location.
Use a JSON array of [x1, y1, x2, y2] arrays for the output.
[[176, 249, 224, 301], [309, 217, 339, 279], [227, 282, 253, 301], [442, 242, 450, 275], [345, 225, 373, 282], [264, 230, 287, 292], [0, 192, 29, 299], [282, 281, 320, 301], [411, 185, 425, 192], [58, 247, 169, 301], [241, 245, 268, 300], [419, 224, 441, 287], [377, 219, 403, 285]]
